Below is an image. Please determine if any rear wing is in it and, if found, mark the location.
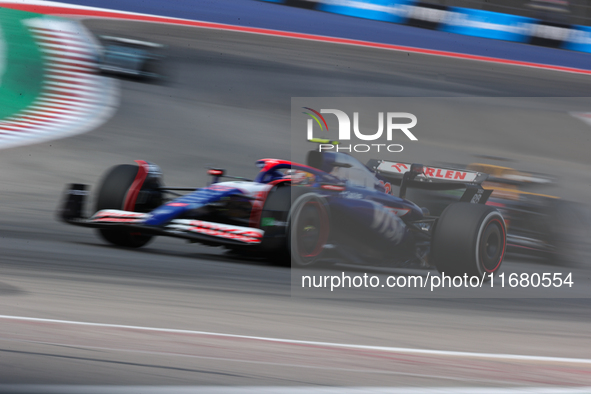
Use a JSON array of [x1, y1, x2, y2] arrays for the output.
[[367, 160, 492, 204], [372, 161, 488, 185]]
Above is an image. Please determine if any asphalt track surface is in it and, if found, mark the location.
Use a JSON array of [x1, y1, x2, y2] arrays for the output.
[[1, 19, 591, 389]]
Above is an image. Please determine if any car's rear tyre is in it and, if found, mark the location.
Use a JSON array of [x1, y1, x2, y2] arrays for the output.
[[288, 193, 330, 267], [95, 164, 154, 248], [432, 202, 506, 277]]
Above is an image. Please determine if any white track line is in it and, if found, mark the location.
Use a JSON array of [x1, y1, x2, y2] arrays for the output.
[[1, 314, 590, 365]]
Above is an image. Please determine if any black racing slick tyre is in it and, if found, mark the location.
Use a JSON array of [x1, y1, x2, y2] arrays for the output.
[[288, 193, 330, 267], [95, 164, 153, 248], [432, 203, 506, 277]]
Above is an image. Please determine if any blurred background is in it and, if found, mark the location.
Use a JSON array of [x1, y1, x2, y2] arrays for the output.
[[0, 0, 590, 392], [426, 0, 586, 25]]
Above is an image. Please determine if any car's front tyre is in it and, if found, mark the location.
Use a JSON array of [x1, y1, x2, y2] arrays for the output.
[[95, 164, 157, 248]]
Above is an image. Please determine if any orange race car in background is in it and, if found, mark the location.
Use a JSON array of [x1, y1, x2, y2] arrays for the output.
[[406, 163, 589, 265]]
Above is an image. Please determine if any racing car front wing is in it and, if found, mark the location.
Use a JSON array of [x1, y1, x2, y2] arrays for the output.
[[59, 184, 264, 246]]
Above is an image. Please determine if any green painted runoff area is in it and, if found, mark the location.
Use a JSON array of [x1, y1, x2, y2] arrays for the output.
[[0, 8, 45, 120]]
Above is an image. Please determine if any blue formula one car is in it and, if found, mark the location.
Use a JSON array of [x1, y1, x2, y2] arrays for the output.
[[59, 149, 506, 276]]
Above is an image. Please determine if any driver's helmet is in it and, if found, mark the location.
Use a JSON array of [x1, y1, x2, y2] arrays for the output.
[[288, 170, 315, 185]]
